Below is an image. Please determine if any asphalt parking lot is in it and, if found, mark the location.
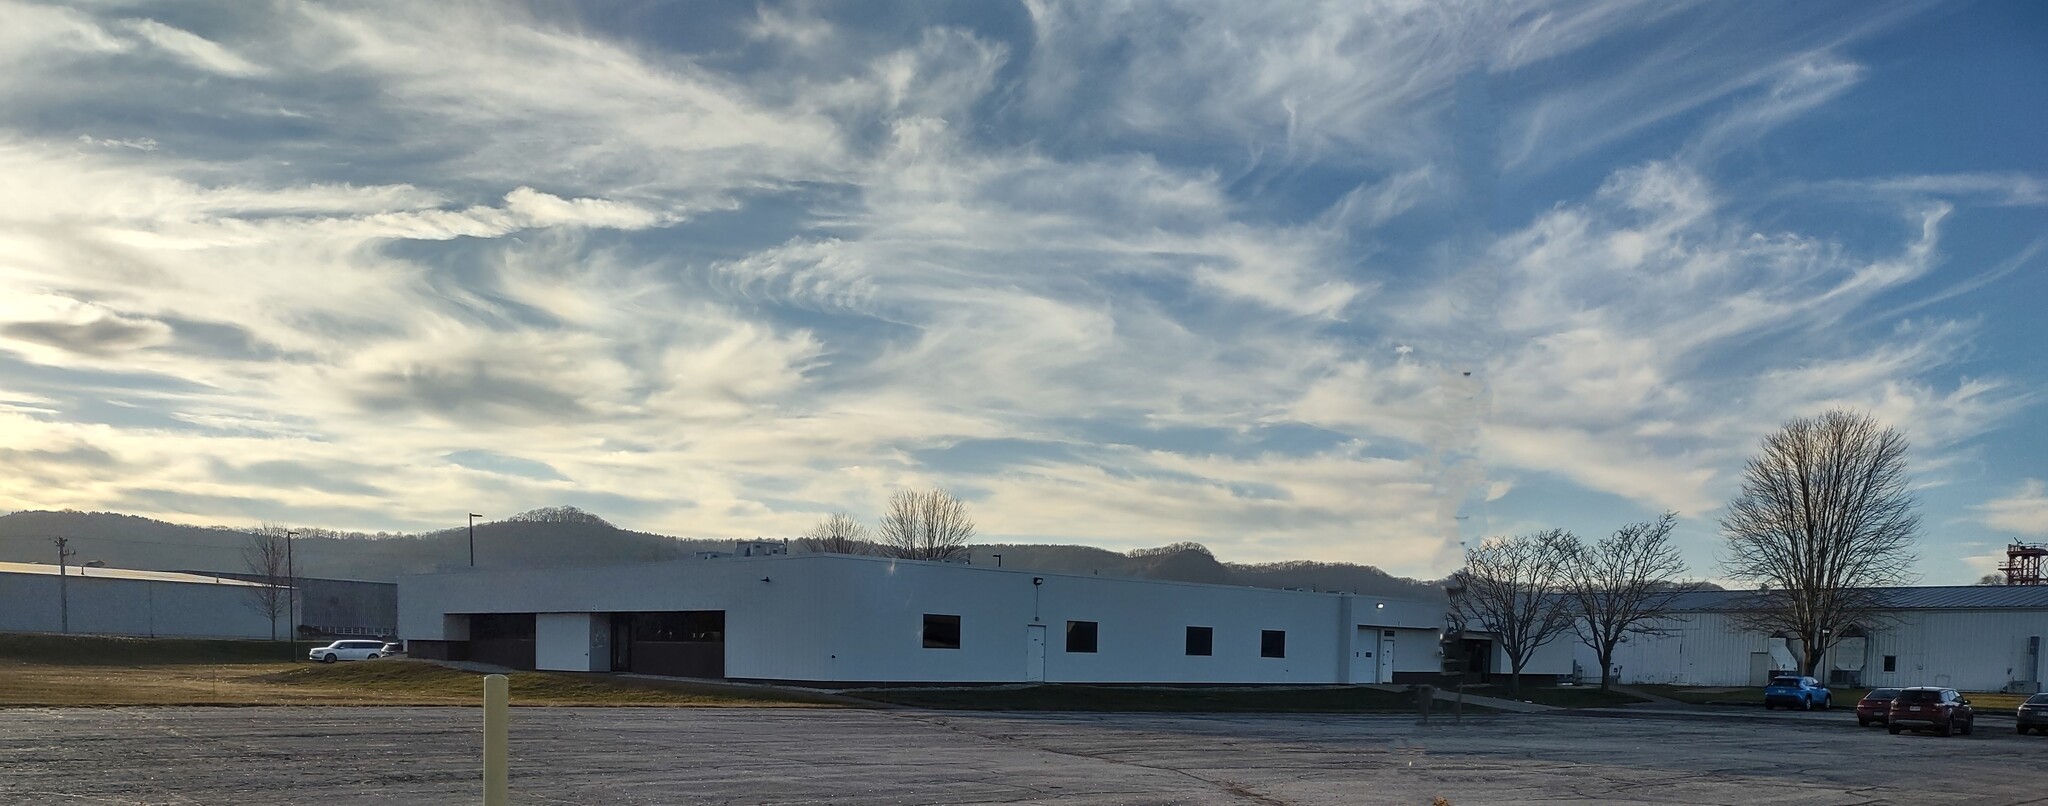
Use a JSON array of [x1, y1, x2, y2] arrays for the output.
[[2, 706, 2042, 805]]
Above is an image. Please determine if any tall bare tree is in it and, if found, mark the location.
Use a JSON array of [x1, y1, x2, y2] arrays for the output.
[[1565, 513, 1692, 690], [799, 512, 872, 555], [240, 531, 291, 641], [1721, 409, 1919, 677], [877, 489, 975, 562], [1449, 529, 1578, 694]]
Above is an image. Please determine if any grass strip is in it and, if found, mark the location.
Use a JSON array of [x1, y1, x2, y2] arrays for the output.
[[0, 659, 849, 707]]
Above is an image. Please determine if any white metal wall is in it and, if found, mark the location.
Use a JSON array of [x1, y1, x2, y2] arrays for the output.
[[1588, 610, 2048, 691], [400, 554, 1449, 684], [535, 613, 607, 672], [0, 571, 279, 639]]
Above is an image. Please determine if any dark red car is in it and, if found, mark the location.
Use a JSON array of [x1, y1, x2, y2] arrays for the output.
[[1856, 688, 1901, 727], [1888, 687, 1974, 736]]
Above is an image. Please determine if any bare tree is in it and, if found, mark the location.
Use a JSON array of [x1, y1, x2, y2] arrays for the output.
[[877, 489, 975, 562], [1565, 513, 1692, 690], [1720, 409, 1920, 677], [241, 531, 291, 641], [1449, 529, 1578, 694], [799, 512, 872, 555]]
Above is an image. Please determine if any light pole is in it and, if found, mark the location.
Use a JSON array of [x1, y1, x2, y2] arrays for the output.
[[468, 513, 482, 567], [285, 529, 297, 657]]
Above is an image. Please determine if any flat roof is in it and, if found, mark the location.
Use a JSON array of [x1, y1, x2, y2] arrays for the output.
[[1663, 585, 2048, 612], [0, 561, 276, 588], [408, 551, 1447, 605]]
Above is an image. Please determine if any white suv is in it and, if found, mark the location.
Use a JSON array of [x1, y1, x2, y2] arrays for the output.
[[309, 640, 388, 663]]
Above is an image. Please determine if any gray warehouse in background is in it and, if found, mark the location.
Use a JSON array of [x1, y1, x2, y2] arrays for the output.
[[197, 571, 397, 638], [0, 561, 280, 639]]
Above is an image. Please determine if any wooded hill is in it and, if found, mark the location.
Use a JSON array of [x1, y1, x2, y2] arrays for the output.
[[0, 508, 1445, 599]]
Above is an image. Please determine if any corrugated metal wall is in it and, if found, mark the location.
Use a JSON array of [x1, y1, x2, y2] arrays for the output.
[[1592, 609, 2048, 691], [400, 555, 1450, 685]]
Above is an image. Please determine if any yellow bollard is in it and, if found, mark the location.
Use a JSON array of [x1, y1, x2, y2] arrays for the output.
[[484, 673, 508, 806]]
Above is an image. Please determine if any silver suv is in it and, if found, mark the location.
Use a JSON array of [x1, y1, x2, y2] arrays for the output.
[[308, 639, 387, 663]]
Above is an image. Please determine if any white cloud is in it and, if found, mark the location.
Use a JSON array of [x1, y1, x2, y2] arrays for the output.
[[121, 18, 263, 77], [77, 134, 157, 151], [0, 1, 2030, 585], [1818, 173, 2048, 207], [1978, 480, 2048, 537]]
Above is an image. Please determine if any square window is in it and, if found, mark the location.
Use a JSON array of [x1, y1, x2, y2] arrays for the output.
[[1186, 626, 1213, 656], [1066, 620, 1098, 653], [922, 614, 961, 649], [1883, 655, 1897, 672], [1261, 629, 1286, 658]]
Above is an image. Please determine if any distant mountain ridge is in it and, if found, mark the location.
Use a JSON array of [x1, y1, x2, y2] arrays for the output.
[[0, 508, 1446, 599]]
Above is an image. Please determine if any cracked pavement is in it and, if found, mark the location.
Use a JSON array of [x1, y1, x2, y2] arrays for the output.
[[2, 706, 2042, 804]]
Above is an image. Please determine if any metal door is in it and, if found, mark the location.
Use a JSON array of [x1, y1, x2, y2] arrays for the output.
[[1378, 630, 1397, 683], [1026, 624, 1047, 682]]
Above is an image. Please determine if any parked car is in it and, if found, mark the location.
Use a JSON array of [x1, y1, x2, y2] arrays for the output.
[[1763, 676, 1831, 710], [2016, 692, 2048, 735], [308, 639, 388, 663], [1888, 687, 1974, 736], [380, 642, 405, 657], [1856, 688, 1901, 726]]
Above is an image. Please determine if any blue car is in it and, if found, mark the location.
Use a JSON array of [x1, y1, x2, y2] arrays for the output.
[[1763, 675, 1831, 710]]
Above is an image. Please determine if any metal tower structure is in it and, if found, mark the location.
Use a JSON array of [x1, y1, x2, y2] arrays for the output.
[[1999, 543, 2048, 585]]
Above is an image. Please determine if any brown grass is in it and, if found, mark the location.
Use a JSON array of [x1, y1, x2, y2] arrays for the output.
[[0, 659, 851, 708]]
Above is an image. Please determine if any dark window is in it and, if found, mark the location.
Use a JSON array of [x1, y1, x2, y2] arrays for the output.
[[923, 614, 961, 649], [1261, 630, 1286, 658], [1185, 626, 1213, 656], [469, 613, 535, 640], [631, 611, 724, 642], [1066, 620, 1098, 653], [1883, 655, 1897, 672]]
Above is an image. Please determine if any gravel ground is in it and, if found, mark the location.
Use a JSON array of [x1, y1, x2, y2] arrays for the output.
[[1, 706, 2041, 804]]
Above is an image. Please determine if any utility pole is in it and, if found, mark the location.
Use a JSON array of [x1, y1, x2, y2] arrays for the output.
[[286, 529, 297, 660], [54, 537, 75, 633]]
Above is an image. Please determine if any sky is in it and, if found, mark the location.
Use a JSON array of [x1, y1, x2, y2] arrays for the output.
[[0, 0, 2043, 584]]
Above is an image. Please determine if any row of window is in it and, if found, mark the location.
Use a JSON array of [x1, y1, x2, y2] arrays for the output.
[[920, 614, 1289, 658]]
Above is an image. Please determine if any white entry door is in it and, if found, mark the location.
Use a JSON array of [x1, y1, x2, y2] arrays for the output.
[[1377, 630, 1397, 683], [1026, 624, 1047, 682]]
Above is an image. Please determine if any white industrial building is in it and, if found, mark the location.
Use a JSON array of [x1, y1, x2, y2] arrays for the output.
[[398, 553, 1449, 685], [1581, 586, 2048, 693], [0, 561, 283, 639]]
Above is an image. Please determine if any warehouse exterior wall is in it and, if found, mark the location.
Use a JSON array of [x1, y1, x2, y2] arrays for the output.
[[1592, 610, 2048, 692], [201, 572, 397, 637], [400, 554, 1448, 685], [0, 570, 278, 639], [535, 613, 608, 672]]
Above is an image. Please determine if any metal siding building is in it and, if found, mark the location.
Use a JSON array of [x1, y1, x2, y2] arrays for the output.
[[399, 553, 1449, 685], [0, 561, 282, 639], [1576, 586, 2048, 692], [193, 571, 397, 637]]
